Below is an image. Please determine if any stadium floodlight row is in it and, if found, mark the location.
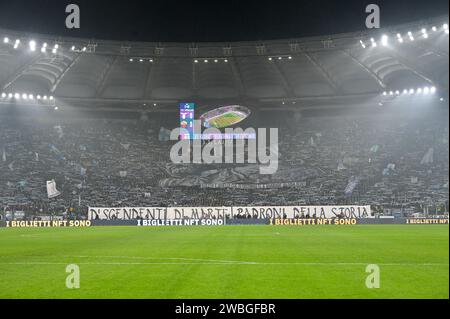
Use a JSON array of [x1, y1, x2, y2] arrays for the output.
[[1, 92, 54, 100], [1, 17, 447, 57], [359, 22, 449, 48], [0, 15, 447, 109], [0, 92, 56, 109], [382, 86, 437, 96]]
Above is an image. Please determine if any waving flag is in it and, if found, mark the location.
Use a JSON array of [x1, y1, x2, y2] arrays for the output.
[[46, 180, 61, 199]]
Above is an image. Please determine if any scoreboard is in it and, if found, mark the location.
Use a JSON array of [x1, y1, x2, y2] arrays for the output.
[[179, 102, 195, 139]]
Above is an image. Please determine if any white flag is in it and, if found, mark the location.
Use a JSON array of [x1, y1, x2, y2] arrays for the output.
[[420, 148, 434, 165], [2, 147, 6, 162], [337, 160, 346, 171], [120, 143, 131, 151], [119, 171, 127, 178], [46, 180, 61, 198]]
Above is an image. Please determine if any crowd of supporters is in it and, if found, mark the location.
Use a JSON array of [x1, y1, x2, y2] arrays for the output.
[[0, 105, 448, 220]]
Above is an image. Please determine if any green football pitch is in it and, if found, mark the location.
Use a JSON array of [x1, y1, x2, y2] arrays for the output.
[[0, 225, 448, 299]]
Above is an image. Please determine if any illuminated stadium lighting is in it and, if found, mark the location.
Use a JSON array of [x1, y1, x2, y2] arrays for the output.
[[8, 93, 13, 98], [129, 58, 133, 62], [389, 91, 394, 96], [224, 59, 228, 63], [382, 91, 387, 96], [443, 23, 448, 30], [54, 106, 58, 110], [278, 57, 282, 60], [440, 98, 445, 101], [445, 29, 449, 35], [153, 103, 157, 107], [37, 95, 41, 100], [370, 38, 377, 48], [14, 93, 20, 99], [288, 56, 292, 60], [149, 59, 153, 62], [430, 86, 436, 94], [54, 44, 59, 49], [423, 87, 430, 95], [407, 31, 414, 41], [409, 89, 415, 94], [43, 95, 48, 100], [381, 35, 388, 46], [13, 39, 20, 49], [71, 46, 76, 51], [49, 96, 54, 100], [139, 59, 143, 62], [1, 93, 6, 98], [52, 48, 57, 54], [268, 57, 272, 61], [22, 93, 28, 100], [82, 47, 87, 51], [204, 59, 208, 63], [417, 88, 422, 94], [395, 90, 400, 95], [28, 94, 34, 100], [403, 89, 408, 95], [432, 26, 437, 32], [214, 59, 218, 63], [29, 40, 36, 51], [194, 59, 198, 63], [422, 29, 429, 39], [359, 40, 366, 48], [3, 37, 9, 43]]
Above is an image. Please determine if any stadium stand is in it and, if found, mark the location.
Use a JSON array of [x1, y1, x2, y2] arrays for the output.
[[0, 17, 448, 220]]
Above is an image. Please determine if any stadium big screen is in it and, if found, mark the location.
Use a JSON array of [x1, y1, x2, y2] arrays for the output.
[[0, 0, 448, 314]]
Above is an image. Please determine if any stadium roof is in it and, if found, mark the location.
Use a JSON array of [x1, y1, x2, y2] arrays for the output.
[[0, 16, 448, 111]]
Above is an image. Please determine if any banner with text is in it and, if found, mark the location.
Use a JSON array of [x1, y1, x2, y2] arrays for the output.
[[88, 205, 371, 220]]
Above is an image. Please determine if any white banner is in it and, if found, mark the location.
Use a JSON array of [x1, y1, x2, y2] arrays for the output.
[[46, 180, 61, 199], [88, 205, 371, 220]]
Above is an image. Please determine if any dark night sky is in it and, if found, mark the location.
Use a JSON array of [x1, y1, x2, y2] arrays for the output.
[[0, 0, 448, 42]]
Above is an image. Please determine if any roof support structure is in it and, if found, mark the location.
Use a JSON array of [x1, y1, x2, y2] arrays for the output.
[[50, 53, 83, 93], [272, 60, 295, 97], [342, 49, 387, 90], [407, 41, 449, 59], [303, 52, 340, 94], [387, 53, 437, 87], [227, 57, 246, 97], [2, 55, 42, 90], [192, 60, 197, 94], [95, 56, 118, 98], [142, 59, 154, 99]]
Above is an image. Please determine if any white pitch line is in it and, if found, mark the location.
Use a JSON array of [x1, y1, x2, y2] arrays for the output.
[[0, 261, 448, 267], [65, 255, 252, 264]]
